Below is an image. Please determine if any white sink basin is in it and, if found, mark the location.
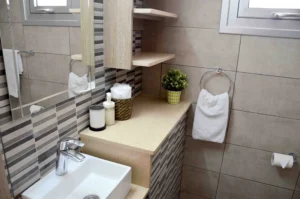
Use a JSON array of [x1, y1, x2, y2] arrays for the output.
[[22, 154, 131, 199]]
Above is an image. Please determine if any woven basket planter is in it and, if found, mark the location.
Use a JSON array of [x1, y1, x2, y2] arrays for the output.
[[112, 98, 133, 120]]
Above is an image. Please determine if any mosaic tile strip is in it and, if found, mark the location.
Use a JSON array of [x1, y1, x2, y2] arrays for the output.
[[133, 30, 142, 53], [76, 92, 92, 133], [1, 116, 39, 197], [105, 68, 116, 92], [148, 114, 187, 199], [56, 98, 78, 140], [0, 39, 12, 125], [94, 0, 104, 66], [32, 106, 58, 177]]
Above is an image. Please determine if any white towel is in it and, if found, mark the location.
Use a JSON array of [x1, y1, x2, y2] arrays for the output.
[[30, 105, 44, 114], [192, 89, 229, 143], [3, 49, 23, 98], [68, 72, 88, 98]]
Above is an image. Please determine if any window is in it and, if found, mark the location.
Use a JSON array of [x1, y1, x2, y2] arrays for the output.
[[220, 0, 300, 38], [30, 0, 70, 14], [21, 0, 80, 26]]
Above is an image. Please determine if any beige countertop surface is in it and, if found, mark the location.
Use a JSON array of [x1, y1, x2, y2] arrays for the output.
[[126, 184, 149, 199], [81, 96, 191, 155]]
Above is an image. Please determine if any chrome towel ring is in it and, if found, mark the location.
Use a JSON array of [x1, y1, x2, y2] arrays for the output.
[[199, 68, 232, 93]]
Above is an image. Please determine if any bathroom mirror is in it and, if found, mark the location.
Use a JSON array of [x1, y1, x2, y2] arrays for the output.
[[0, 0, 94, 121]]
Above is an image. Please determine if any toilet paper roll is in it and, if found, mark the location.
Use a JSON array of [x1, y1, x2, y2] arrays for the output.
[[271, 153, 294, 169]]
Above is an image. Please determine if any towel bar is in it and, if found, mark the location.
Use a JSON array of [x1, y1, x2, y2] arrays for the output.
[[199, 68, 232, 93], [18, 50, 35, 56]]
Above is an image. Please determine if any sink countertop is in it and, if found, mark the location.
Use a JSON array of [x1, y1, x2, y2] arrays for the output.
[[81, 96, 191, 155], [126, 184, 149, 199]]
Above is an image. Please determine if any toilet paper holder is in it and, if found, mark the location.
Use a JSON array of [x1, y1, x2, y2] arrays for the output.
[[288, 153, 297, 163]]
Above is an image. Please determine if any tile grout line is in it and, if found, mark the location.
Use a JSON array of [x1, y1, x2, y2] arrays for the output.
[[184, 163, 296, 192], [213, 33, 242, 199], [185, 134, 300, 158], [189, 104, 300, 122], [163, 62, 300, 81]]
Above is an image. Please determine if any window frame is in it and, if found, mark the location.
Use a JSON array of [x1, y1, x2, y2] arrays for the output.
[[220, 0, 300, 39], [21, 0, 80, 27]]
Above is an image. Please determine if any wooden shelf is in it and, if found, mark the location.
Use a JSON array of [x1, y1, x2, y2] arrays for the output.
[[71, 54, 82, 61], [134, 8, 177, 20], [132, 52, 175, 67]]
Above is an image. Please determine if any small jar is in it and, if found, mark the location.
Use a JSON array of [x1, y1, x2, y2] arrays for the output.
[[89, 105, 106, 131], [103, 93, 115, 126]]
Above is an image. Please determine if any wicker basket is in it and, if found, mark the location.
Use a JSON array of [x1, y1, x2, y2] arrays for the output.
[[113, 98, 133, 121]]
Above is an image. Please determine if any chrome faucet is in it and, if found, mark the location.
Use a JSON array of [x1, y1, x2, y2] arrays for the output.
[[56, 137, 85, 176]]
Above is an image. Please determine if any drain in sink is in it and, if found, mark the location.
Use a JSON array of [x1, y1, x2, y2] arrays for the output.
[[83, 195, 100, 199]]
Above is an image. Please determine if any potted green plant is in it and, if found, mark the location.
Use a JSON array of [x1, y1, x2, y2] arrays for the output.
[[162, 69, 188, 104]]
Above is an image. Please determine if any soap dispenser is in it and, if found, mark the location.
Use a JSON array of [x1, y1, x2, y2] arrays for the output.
[[103, 92, 115, 126]]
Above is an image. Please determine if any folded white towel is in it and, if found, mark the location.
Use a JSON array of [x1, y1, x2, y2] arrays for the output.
[[192, 89, 229, 143], [68, 72, 88, 98], [30, 105, 44, 114], [3, 49, 23, 98]]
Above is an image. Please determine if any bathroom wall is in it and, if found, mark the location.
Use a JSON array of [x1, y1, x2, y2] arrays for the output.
[[0, 0, 87, 111], [0, 1, 143, 198], [143, 0, 300, 198]]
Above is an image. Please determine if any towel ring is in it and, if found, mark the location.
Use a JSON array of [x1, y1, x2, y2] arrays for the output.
[[69, 59, 77, 72], [199, 68, 232, 93]]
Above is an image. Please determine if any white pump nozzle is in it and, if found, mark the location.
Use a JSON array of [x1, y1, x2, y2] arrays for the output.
[[103, 92, 115, 109], [107, 92, 112, 102]]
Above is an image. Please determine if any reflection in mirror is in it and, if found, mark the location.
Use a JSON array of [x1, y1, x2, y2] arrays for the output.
[[0, 0, 95, 121]]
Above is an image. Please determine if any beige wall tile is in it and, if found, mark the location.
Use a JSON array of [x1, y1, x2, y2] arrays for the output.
[[10, 23, 25, 50], [24, 26, 70, 55], [161, 64, 235, 103], [20, 77, 32, 105], [20, 55, 29, 79], [181, 165, 219, 198], [221, 144, 299, 189], [145, 0, 222, 29], [296, 177, 300, 191], [0, 1, 9, 22], [228, 110, 300, 155], [217, 174, 293, 199], [238, 36, 300, 79], [161, 28, 240, 71], [233, 73, 300, 119], [8, 0, 22, 23], [0, 23, 25, 50], [70, 27, 82, 55], [0, 0, 22, 23], [29, 79, 68, 103], [142, 64, 161, 98], [142, 21, 164, 52], [184, 136, 225, 172], [27, 53, 70, 84], [180, 192, 208, 199], [293, 191, 300, 199]]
